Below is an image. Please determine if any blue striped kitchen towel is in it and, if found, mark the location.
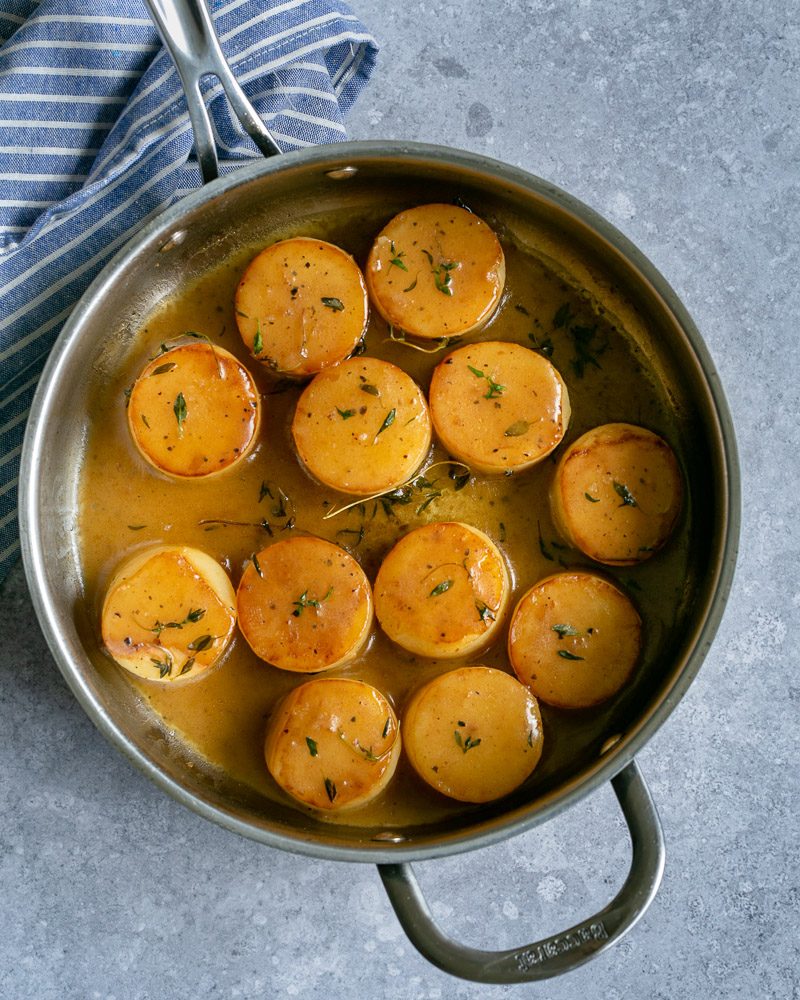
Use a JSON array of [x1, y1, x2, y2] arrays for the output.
[[0, 0, 378, 582]]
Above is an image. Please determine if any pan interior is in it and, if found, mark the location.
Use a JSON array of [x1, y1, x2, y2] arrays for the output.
[[25, 149, 729, 860]]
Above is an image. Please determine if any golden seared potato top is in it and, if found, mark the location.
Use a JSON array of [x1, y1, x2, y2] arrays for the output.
[[264, 678, 401, 812], [550, 422, 683, 565], [374, 520, 510, 659], [403, 666, 543, 803], [127, 341, 260, 478], [101, 545, 236, 684], [291, 356, 432, 496], [235, 236, 368, 376], [236, 535, 373, 673], [366, 203, 505, 340], [430, 340, 571, 474], [508, 571, 642, 709]]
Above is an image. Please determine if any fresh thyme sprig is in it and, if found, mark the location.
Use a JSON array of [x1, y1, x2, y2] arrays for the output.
[[145, 608, 205, 636], [454, 730, 481, 753], [422, 249, 459, 295], [291, 586, 334, 617], [468, 364, 505, 399], [321, 461, 470, 520]]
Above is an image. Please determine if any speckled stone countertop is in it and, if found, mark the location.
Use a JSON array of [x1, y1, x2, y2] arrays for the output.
[[2, 2, 798, 998]]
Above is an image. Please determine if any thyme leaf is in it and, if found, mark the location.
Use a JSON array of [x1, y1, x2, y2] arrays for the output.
[[336, 407, 356, 420], [557, 649, 585, 661], [584, 492, 601, 503], [415, 490, 442, 514], [173, 392, 187, 435], [613, 480, 638, 507], [374, 408, 396, 440], [257, 481, 293, 525], [272, 488, 289, 519], [306, 737, 319, 757], [476, 601, 496, 623], [569, 322, 607, 377], [150, 653, 174, 679], [553, 303, 574, 329], [179, 657, 195, 677], [336, 525, 365, 548], [187, 634, 214, 652], [504, 420, 530, 437], [552, 623, 580, 638], [429, 579, 453, 598], [321, 297, 344, 312], [150, 362, 177, 376], [324, 777, 337, 802]]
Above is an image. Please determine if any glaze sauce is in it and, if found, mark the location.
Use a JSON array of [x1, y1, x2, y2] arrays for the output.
[[77, 204, 689, 828]]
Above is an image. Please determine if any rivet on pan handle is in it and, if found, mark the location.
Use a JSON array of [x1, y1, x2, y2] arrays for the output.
[[378, 760, 665, 984], [143, 0, 282, 184]]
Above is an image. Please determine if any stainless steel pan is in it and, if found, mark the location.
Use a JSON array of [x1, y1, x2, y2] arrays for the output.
[[18, 0, 740, 983]]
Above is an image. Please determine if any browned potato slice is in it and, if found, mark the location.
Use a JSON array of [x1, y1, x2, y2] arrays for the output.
[[508, 572, 642, 709], [127, 341, 260, 478], [236, 535, 373, 673], [550, 422, 683, 565], [291, 356, 432, 495], [429, 341, 571, 474], [403, 666, 543, 803], [365, 203, 505, 340], [101, 545, 236, 683], [264, 678, 401, 811], [374, 521, 509, 659], [234, 237, 368, 375]]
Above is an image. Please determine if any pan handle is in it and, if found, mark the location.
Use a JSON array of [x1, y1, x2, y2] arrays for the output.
[[143, 0, 282, 184], [378, 759, 664, 983]]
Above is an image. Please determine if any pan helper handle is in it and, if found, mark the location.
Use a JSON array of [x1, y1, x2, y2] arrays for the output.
[[378, 760, 665, 984], [144, 0, 282, 183]]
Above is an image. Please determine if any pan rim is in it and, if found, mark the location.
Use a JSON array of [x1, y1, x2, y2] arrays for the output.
[[18, 140, 741, 863]]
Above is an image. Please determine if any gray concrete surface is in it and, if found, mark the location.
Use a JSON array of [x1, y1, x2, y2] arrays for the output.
[[2, 1, 798, 997]]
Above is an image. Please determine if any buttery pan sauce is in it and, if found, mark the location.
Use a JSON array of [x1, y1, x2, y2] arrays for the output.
[[77, 203, 689, 828]]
